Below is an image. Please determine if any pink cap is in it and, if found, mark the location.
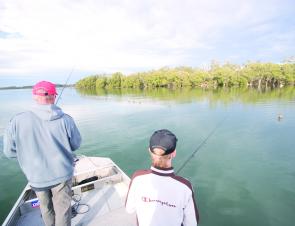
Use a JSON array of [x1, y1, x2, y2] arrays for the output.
[[32, 81, 57, 96]]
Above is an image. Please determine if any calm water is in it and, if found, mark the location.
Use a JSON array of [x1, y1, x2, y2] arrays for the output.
[[0, 87, 295, 226]]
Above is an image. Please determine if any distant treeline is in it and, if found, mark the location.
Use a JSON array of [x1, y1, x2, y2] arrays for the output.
[[0, 84, 74, 90], [0, 85, 33, 90], [76, 62, 295, 90]]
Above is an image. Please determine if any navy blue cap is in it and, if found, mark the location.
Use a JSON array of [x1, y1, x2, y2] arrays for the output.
[[149, 129, 178, 155]]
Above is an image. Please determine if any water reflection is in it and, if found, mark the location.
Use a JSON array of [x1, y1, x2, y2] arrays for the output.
[[76, 87, 295, 104]]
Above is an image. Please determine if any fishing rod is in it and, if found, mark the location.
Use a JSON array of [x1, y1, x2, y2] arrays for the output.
[[176, 115, 228, 174], [55, 66, 75, 105]]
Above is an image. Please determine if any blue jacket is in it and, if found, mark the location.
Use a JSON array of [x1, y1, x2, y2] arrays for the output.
[[3, 104, 81, 188]]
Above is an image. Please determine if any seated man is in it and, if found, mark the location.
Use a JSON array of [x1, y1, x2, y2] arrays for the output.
[[125, 129, 199, 226]]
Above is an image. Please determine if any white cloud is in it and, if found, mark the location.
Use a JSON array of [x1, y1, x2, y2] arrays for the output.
[[0, 0, 293, 79]]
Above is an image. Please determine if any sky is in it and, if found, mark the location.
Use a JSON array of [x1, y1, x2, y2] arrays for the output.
[[0, 0, 294, 86]]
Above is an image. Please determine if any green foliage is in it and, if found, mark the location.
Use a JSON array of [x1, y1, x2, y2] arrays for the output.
[[281, 63, 295, 85], [76, 62, 295, 90], [96, 76, 107, 88], [121, 74, 143, 88], [106, 72, 123, 88], [76, 75, 98, 89]]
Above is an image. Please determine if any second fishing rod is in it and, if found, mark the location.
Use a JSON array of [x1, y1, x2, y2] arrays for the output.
[[176, 115, 228, 174]]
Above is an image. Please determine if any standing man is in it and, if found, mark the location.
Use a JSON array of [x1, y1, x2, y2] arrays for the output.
[[4, 81, 81, 226], [125, 129, 199, 226]]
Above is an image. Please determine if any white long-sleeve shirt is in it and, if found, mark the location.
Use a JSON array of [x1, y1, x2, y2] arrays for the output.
[[125, 166, 199, 226]]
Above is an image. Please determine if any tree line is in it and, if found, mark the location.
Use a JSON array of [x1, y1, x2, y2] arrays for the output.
[[76, 62, 295, 90]]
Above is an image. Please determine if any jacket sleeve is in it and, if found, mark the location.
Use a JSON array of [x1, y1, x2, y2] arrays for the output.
[[183, 189, 199, 226], [125, 177, 137, 213], [64, 115, 82, 151], [3, 119, 17, 158]]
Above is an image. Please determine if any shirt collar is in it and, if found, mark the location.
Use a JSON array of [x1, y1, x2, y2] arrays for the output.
[[150, 166, 174, 175]]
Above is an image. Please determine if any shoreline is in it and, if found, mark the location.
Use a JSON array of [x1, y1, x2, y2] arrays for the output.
[[0, 84, 75, 90]]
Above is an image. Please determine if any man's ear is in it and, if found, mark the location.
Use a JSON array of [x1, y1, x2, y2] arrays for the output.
[[171, 149, 176, 158]]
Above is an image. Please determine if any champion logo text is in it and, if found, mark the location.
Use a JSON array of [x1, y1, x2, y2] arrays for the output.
[[141, 196, 176, 208]]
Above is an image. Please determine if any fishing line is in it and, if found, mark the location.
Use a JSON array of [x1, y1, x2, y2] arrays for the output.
[[176, 115, 228, 174], [71, 194, 90, 218], [55, 66, 75, 105]]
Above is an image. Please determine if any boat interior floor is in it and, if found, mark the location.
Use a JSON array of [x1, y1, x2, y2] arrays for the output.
[[16, 182, 136, 226]]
